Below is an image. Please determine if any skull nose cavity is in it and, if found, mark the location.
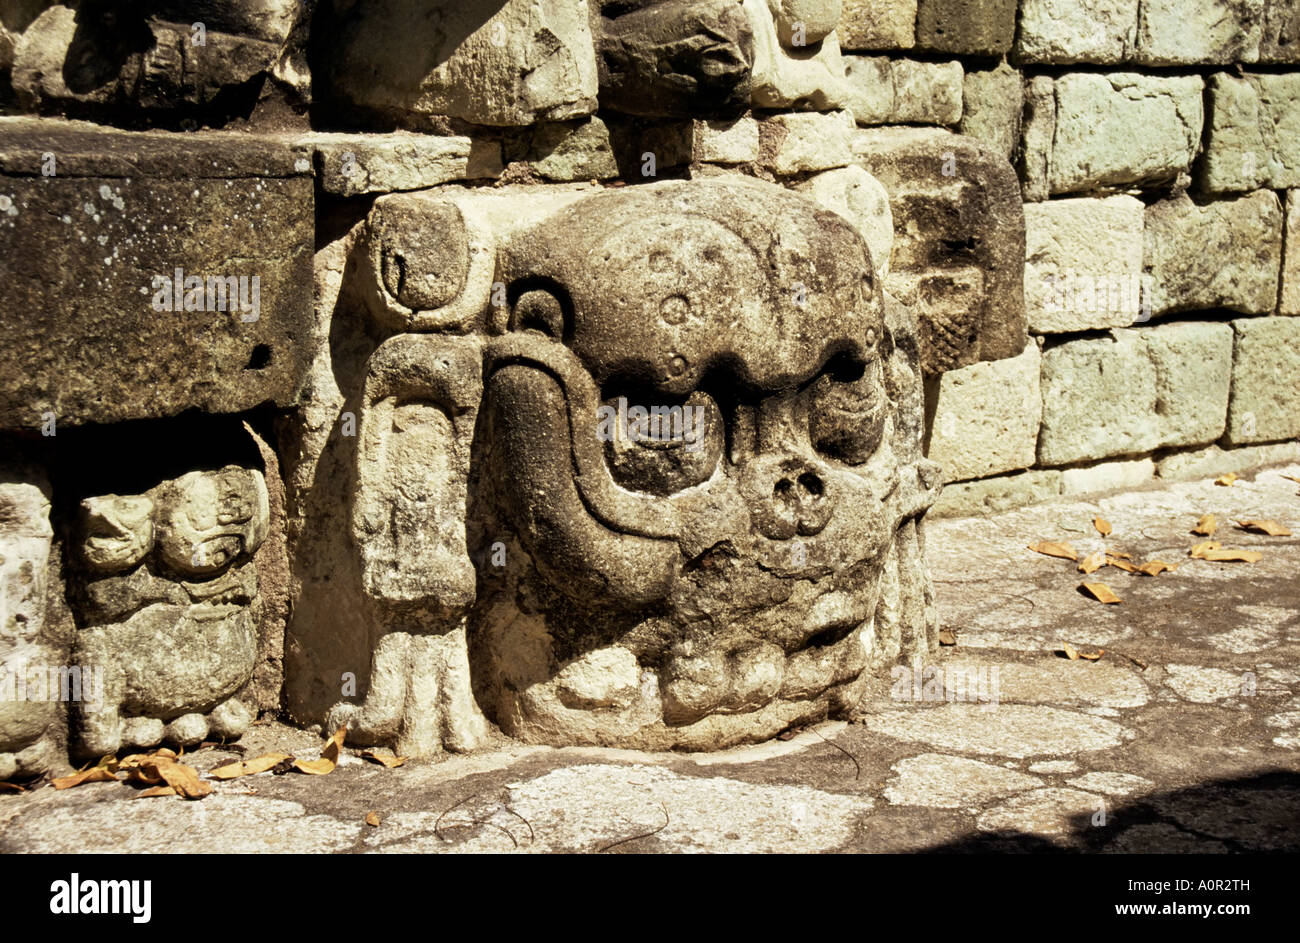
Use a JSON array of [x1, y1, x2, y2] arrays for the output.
[[761, 465, 834, 539]]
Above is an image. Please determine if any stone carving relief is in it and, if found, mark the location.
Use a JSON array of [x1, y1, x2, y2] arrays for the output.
[[70, 466, 269, 757], [743, 0, 851, 110]]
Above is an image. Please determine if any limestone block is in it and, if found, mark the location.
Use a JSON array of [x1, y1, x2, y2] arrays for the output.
[[694, 117, 761, 164], [959, 62, 1023, 161], [764, 110, 854, 174], [592, 0, 754, 118], [1226, 316, 1300, 443], [1143, 191, 1283, 316], [316, 0, 598, 127], [1028, 73, 1204, 195], [306, 133, 503, 196], [1260, 0, 1300, 62], [844, 56, 962, 126], [1038, 332, 1159, 466], [794, 165, 894, 277], [1134, 0, 1265, 65], [531, 117, 621, 181], [0, 119, 314, 430], [853, 127, 1027, 374], [928, 341, 1041, 482], [1200, 73, 1300, 192], [0, 467, 62, 779], [930, 469, 1062, 517], [744, 0, 851, 110], [11, 1, 309, 116], [839, 0, 916, 50], [914, 0, 1017, 55], [1157, 441, 1300, 480], [1143, 321, 1234, 448], [1060, 458, 1156, 495], [1015, 0, 1138, 63], [1024, 195, 1145, 334], [1284, 191, 1300, 314], [1019, 74, 1055, 201], [70, 465, 269, 758]]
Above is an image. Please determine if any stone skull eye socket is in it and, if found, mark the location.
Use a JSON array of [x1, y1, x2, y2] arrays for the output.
[[808, 356, 887, 466], [599, 388, 724, 496]]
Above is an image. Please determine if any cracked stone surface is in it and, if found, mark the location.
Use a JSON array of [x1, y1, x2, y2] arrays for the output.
[[2, 466, 1298, 853]]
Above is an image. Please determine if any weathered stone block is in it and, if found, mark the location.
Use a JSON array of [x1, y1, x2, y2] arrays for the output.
[[1283, 191, 1300, 314], [765, 110, 854, 174], [1015, 0, 1138, 63], [1260, 0, 1300, 62], [1200, 73, 1300, 192], [1226, 316, 1300, 443], [1027, 73, 1204, 195], [930, 469, 1062, 517], [0, 119, 314, 430], [592, 0, 754, 118], [694, 117, 761, 164], [794, 165, 895, 277], [306, 132, 503, 197], [1019, 75, 1054, 201], [1025, 195, 1145, 334], [915, 0, 1017, 55], [744, 0, 851, 110], [928, 341, 1041, 482], [1143, 191, 1283, 316], [1038, 332, 1159, 466], [840, 0, 916, 49], [1157, 441, 1300, 480], [1060, 458, 1156, 495], [531, 117, 621, 181], [853, 127, 1027, 374], [959, 62, 1022, 161], [1144, 322, 1234, 448], [316, 0, 598, 127], [1134, 0, 1266, 64], [844, 57, 962, 126]]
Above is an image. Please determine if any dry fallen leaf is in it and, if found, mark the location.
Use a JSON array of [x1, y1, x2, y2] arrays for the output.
[[1189, 539, 1222, 559], [1093, 517, 1112, 537], [1215, 472, 1238, 487], [1105, 555, 1138, 573], [937, 628, 958, 647], [292, 757, 336, 776], [1235, 519, 1292, 537], [134, 785, 178, 799], [361, 750, 407, 769], [1062, 641, 1080, 660], [365, 812, 382, 827], [322, 726, 347, 764], [1192, 514, 1218, 537], [1137, 560, 1177, 576], [1080, 582, 1121, 604], [1029, 540, 1077, 561], [1201, 548, 1263, 563], [1077, 648, 1105, 661], [147, 758, 212, 799], [51, 767, 119, 790], [208, 753, 292, 781], [0, 782, 25, 793], [1077, 550, 1106, 574]]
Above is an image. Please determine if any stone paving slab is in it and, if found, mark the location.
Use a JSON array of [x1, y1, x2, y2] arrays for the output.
[[3, 466, 1298, 853]]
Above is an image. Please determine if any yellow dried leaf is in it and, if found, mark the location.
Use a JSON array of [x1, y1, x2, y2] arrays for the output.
[[1189, 539, 1222, 559], [51, 767, 119, 790], [208, 760, 244, 780], [1062, 641, 1080, 660], [361, 750, 407, 769], [1235, 519, 1292, 537], [937, 628, 958, 647], [365, 812, 382, 827], [1215, 472, 1238, 487], [1093, 517, 1112, 537], [293, 757, 336, 776], [1137, 560, 1177, 576], [1192, 514, 1217, 537], [1028, 540, 1077, 561], [1105, 555, 1138, 573], [1078, 648, 1105, 661], [134, 785, 178, 799], [1282, 474, 1300, 483], [322, 726, 347, 765], [148, 759, 212, 799], [1201, 548, 1263, 563], [0, 782, 24, 793], [1080, 582, 1121, 604], [242, 753, 293, 775], [1077, 550, 1106, 574]]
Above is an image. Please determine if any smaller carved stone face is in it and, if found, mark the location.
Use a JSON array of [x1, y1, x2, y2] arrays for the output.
[[71, 466, 268, 757]]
